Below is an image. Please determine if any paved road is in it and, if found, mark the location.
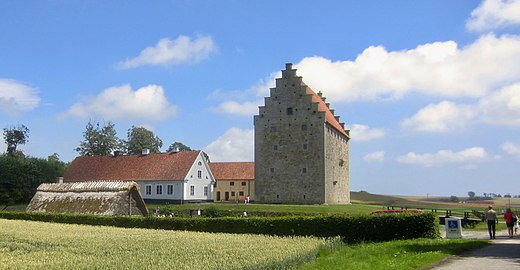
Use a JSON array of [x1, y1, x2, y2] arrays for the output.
[[431, 230, 520, 269]]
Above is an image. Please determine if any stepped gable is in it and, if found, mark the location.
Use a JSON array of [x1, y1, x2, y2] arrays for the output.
[[306, 87, 349, 138], [63, 151, 201, 182], [280, 63, 349, 139]]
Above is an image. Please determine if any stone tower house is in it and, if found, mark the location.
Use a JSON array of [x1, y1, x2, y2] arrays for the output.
[[254, 63, 350, 204]]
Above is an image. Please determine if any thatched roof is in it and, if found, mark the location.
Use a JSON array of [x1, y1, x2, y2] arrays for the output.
[[63, 151, 201, 182], [26, 181, 149, 216]]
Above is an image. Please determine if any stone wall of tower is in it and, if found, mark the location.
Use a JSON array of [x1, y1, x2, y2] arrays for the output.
[[254, 63, 350, 204], [255, 66, 326, 204], [324, 125, 350, 204]]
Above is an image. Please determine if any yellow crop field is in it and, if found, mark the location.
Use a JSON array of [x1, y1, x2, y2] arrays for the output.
[[0, 219, 331, 270]]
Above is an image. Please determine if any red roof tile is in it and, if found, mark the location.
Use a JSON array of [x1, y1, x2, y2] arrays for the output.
[[63, 151, 201, 182], [209, 162, 254, 181], [306, 88, 349, 138]]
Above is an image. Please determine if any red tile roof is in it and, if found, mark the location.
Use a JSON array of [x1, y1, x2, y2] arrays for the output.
[[209, 162, 254, 181], [63, 151, 201, 182], [306, 88, 349, 138]]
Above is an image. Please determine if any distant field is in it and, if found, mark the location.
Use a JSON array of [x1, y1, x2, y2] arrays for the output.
[[0, 219, 330, 270]]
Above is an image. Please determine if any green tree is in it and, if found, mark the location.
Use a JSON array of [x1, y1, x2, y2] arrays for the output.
[[0, 153, 67, 205], [167, 141, 192, 152], [3, 125, 29, 155], [75, 121, 121, 156], [468, 191, 476, 200], [125, 126, 163, 155]]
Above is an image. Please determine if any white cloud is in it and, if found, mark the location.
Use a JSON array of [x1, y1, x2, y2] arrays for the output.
[[0, 79, 40, 115], [203, 128, 254, 162], [66, 84, 177, 120], [363, 151, 385, 162], [466, 0, 520, 32], [402, 101, 476, 133], [214, 100, 261, 116], [397, 147, 489, 167], [479, 82, 520, 126], [347, 124, 385, 141], [294, 34, 520, 102], [211, 71, 280, 116], [117, 35, 216, 69], [501, 142, 520, 156]]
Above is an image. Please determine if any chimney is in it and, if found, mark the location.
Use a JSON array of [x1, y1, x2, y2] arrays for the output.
[[141, 148, 150, 155]]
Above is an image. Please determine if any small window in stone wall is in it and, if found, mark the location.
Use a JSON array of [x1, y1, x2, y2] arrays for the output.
[[302, 167, 307, 173], [239, 191, 244, 196], [287, 107, 293, 115], [339, 159, 345, 167], [231, 191, 235, 196], [270, 168, 275, 173], [301, 124, 307, 131], [273, 145, 278, 150], [230, 181, 235, 186], [241, 181, 246, 186], [303, 144, 308, 150]]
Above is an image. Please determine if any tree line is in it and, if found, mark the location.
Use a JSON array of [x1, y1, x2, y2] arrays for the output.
[[75, 121, 191, 156], [1, 125, 67, 206]]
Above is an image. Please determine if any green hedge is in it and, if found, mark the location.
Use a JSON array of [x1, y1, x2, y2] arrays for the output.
[[0, 211, 439, 243]]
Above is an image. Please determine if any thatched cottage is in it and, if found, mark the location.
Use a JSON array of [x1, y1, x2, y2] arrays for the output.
[[26, 181, 148, 216]]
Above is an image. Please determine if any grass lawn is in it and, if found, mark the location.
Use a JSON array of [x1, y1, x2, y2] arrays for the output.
[[148, 202, 384, 216], [300, 238, 489, 270]]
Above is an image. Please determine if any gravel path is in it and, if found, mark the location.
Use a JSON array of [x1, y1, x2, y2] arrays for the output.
[[431, 230, 520, 269]]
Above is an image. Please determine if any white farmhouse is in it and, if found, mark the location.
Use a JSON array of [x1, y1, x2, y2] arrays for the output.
[[63, 150, 214, 203]]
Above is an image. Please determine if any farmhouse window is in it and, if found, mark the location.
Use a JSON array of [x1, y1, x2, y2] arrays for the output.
[[156, 185, 163, 195], [167, 185, 173, 195], [190, 185, 195, 196], [145, 185, 152, 195], [197, 170, 202, 179], [204, 186, 208, 196], [231, 191, 235, 196]]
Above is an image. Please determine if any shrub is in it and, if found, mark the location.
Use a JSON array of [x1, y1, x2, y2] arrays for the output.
[[0, 211, 439, 243]]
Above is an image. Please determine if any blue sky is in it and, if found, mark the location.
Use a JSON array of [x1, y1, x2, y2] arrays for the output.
[[1, 0, 520, 197]]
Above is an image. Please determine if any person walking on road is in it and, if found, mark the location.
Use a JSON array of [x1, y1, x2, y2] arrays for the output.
[[504, 208, 515, 238], [486, 205, 497, 239]]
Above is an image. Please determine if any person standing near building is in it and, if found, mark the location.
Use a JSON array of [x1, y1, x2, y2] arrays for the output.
[[486, 205, 497, 239], [504, 208, 515, 238]]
